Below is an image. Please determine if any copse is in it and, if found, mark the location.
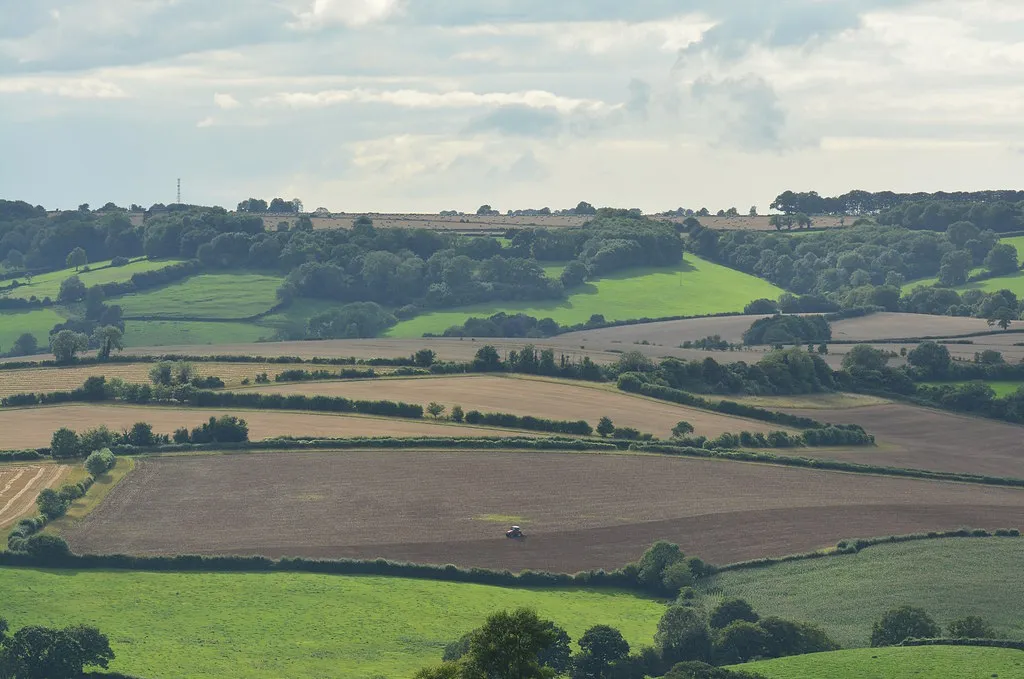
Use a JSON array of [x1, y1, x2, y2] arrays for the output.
[[870, 606, 941, 647]]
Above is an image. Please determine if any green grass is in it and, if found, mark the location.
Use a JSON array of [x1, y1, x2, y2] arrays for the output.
[[921, 381, 1024, 397], [1000, 235, 1024, 265], [388, 256, 784, 337], [697, 538, 1024, 648], [114, 273, 285, 319], [0, 308, 66, 352], [0, 568, 664, 679], [734, 646, 1024, 679], [904, 235, 1024, 292], [0, 258, 182, 300], [123, 320, 271, 346]]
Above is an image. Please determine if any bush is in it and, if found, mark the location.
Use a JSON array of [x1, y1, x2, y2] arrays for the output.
[[189, 415, 249, 444], [713, 621, 768, 665], [50, 427, 81, 458], [947, 616, 995, 639], [710, 599, 759, 630], [871, 606, 941, 647], [36, 488, 69, 520], [23, 534, 71, 559], [85, 448, 117, 477]]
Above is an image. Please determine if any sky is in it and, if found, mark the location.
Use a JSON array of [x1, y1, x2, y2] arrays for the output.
[[1, 0, 1023, 213]]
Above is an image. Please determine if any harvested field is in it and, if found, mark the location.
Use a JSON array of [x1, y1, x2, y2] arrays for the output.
[[0, 405, 535, 448], [781, 403, 1024, 479], [830, 313, 993, 341], [67, 450, 1024, 571], [0, 463, 69, 528], [0, 362, 310, 396], [557, 315, 774, 346], [242, 374, 790, 438]]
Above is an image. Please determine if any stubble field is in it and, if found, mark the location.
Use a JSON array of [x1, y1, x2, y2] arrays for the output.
[[0, 463, 69, 529], [65, 450, 1024, 571], [241, 374, 789, 438]]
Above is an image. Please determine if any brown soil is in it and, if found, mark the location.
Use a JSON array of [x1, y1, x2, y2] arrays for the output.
[[830, 313, 993, 341], [0, 404, 536, 449], [242, 375, 790, 438], [0, 463, 69, 528], [66, 450, 1024, 571], [783, 403, 1024, 479]]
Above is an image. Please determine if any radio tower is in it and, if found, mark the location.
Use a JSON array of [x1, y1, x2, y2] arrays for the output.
[[176, 178, 181, 204]]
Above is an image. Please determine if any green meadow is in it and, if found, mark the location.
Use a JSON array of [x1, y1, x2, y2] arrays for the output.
[[735, 646, 1024, 679], [0, 568, 663, 679], [114, 273, 285, 319], [122, 320, 271, 346], [0, 308, 66, 352], [697, 538, 1024, 648], [905, 235, 1024, 292], [0, 258, 182, 300], [388, 256, 784, 337], [921, 381, 1024, 398]]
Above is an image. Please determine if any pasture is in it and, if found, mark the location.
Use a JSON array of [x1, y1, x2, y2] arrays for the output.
[[736, 646, 1024, 679], [0, 258, 181, 301], [241, 374, 789, 438], [0, 404, 536, 449], [0, 463, 69, 529], [114, 273, 285, 319], [387, 257, 785, 337], [0, 567, 663, 679], [64, 450, 1024, 571], [0, 308, 66, 353], [122, 319, 271, 347], [702, 538, 1024, 648], [922, 380, 1024, 398]]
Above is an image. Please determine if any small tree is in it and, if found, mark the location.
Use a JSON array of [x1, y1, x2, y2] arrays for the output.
[[414, 349, 436, 367], [870, 606, 940, 647], [427, 402, 447, 419], [450, 405, 465, 423], [149, 362, 174, 386], [572, 625, 630, 679], [11, 332, 38, 357], [126, 422, 155, 446], [50, 330, 89, 363], [93, 326, 124, 360], [85, 449, 117, 477], [36, 488, 69, 520], [947, 616, 995, 639], [66, 247, 88, 271], [468, 608, 560, 679], [596, 417, 615, 438], [987, 307, 1015, 331], [710, 599, 759, 630], [656, 606, 713, 665], [57, 275, 87, 303], [50, 427, 81, 459], [672, 421, 695, 438], [712, 621, 768, 665]]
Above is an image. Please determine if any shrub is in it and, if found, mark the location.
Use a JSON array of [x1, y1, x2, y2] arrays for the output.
[[36, 488, 69, 520], [710, 599, 759, 630], [450, 405, 465, 423], [23, 534, 71, 559], [713, 621, 769, 665], [871, 606, 941, 647], [85, 448, 116, 477], [50, 427, 81, 459], [947, 616, 995, 639]]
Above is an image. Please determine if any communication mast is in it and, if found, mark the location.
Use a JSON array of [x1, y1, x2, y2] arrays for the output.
[[176, 178, 181, 204]]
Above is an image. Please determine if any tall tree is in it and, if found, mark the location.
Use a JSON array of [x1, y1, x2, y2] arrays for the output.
[[66, 247, 88, 271]]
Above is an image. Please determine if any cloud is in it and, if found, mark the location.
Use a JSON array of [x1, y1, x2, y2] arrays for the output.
[[690, 75, 805, 152], [214, 93, 241, 109], [0, 76, 127, 98], [258, 87, 614, 114], [291, 0, 403, 29], [464, 106, 563, 137]]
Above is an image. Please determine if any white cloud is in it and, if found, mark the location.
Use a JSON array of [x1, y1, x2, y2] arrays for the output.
[[291, 0, 402, 29], [196, 116, 215, 128], [213, 92, 241, 109], [0, 76, 127, 98]]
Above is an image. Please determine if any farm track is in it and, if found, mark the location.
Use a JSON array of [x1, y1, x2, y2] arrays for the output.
[[240, 374, 792, 438], [781, 403, 1024, 479], [0, 463, 68, 528], [66, 450, 1024, 571]]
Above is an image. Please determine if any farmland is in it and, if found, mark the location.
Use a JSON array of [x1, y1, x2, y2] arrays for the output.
[[0, 308, 66, 353], [387, 257, 784, 338], [701, 538, 1024, 648], [122, 320, 271, 347], [64, 450, 1024, 571], [241, 374, 789, 438], [736, 646, 1024, 679], [0, 567, 663, 679], [0, 463, 69, 529], [0, 258, 181, 301], [0, 405, 536, 449], [114, 273, 285, 319]]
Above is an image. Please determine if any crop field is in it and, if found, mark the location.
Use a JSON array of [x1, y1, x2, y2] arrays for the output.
[[0, 567, 663, 679], [0, 362, 312, 396], [922, 380, 1024, 398], [65, 450, 1024, 571], [702, 538, 1024, 648], [241, 374, 789, 438], [0, 308, 66, 353], [780, 402, 1024, 478], [387, 257, 785, 337], [829, 312, 993, 341], [122, 319, 271, 347], [113, 273, 285, 319], [0, 258, 182, 301], [736, 646, 1024, 679], [0, 405, 536, 448], [0, 463, 69, 529]]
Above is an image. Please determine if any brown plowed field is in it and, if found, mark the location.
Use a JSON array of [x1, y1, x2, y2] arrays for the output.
[[0, 362, 310, 396], [67, 450, 1024, 571], [0, 405, 536, 449], [0, 463, 69, 528], [782, 403, 1024, 479], [241, 375, 790, 438]]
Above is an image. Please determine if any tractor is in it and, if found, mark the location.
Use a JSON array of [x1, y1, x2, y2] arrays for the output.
[[505, 525, 524, 539]]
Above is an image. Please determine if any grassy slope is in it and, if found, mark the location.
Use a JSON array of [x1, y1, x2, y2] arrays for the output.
[[922, 380, 1024, 397], [114, 273, 284, 319], [123, 320, 270, 347], [0, 259, 182, 301], [905, 235, 1024, 292], [0, 568, 663, 679], [698, 538, 1024, 648], [0, 308, 66, 352], [388, 256, 784, 337], [734, 646, 1024, 679]]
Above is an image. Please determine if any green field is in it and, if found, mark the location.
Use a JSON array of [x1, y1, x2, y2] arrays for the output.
[[123, 319, 271, 346], [698, 538, 1024, 648], [0, 568, 663, 679], [388, 256, 784, 337], [904, 235, 1024, 292], [0, 258, 182, 300], [0, 307, 67, 352], [114, 273, 285, 319], [922, 381, 1024, 397], [735, 646, 1024, 679]]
